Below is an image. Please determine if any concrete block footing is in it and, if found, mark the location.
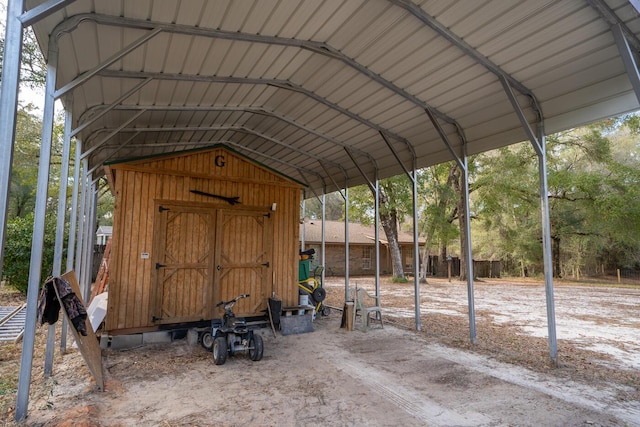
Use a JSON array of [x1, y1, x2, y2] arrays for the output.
[[142, 331, 172, 344]]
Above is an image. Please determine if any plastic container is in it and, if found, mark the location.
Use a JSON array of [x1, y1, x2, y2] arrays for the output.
[[299, 294, 309, 307]]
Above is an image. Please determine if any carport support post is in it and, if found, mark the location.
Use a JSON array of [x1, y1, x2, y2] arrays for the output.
[[344, 186, 350, 297], [301, 197, 306, 250], [425, 107, 477, 343], [81, 180, 98, 301], [0, 0, 24, 278], [321, 192, 326, 284], [411, 161, 421, 331], [79, 177, 93, 300], [537, 131, 558, 363], [500, 75, 557, 363], [61, 139, 82, 352], [45, 95, 74, 376], [374, 176, 381, 307], [74, 160, 88, 298], [462, 151, 477, 344], [344, 147, 381, 303], [380, 131, 421, 331], [15, 41, 58, 423]]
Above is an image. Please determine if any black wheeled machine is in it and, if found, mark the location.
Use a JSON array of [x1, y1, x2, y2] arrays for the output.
[[200, 293, 264, 365], [297, 249, 330, 316]]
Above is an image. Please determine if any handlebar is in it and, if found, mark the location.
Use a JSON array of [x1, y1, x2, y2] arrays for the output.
[[216, 293, 250, 308]]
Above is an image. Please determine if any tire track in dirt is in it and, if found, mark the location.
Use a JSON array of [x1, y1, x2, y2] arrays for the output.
[[331, 348, 492, 426]]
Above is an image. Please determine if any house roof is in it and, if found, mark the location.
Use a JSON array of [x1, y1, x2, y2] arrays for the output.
[[302, 220, 424, 245], [24, 0, 640, 195], [95, 225, 112, 236]]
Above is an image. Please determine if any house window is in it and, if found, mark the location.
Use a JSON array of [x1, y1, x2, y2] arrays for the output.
[[404, 247, 413, 269], [362, 246, 372, 270]]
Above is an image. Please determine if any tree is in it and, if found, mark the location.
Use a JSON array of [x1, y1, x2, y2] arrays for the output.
[[0, 4, 46, 88], [472, 118, 640, 278], [417, 163, 459, 280], [3, 213, 59, 293], [9, 104, 43, 218], [303, 191, 344, 221], [349, 175, 412, 280]]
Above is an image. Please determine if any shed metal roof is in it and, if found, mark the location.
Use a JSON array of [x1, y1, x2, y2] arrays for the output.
[[25, 0, 640, 195]]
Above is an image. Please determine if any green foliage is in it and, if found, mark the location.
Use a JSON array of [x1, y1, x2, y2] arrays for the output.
[[348, 175, 412, 226], [9, 105, 43, 217], [472, 120, 640, 277], [0, 7, 46, 88], [303, 191, 344, 221], [3, 213, 58, 293], [417, 162, 460, 252], [96, 181, 115, 226]]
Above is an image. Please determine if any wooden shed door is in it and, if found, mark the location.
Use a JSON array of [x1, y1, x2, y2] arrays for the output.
[[214, 210, 273, 316], [153, 204, 215, 324]]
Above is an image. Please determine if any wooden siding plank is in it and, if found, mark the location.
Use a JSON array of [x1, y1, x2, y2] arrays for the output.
[[125, 172, 142, 328], [132, 172, 149, 327]]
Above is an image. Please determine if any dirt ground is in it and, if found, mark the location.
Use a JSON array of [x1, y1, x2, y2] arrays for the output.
[[2, 276, 639, 426]]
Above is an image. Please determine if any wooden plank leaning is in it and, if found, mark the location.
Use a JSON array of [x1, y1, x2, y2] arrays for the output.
[[59, 271, 104, 391]]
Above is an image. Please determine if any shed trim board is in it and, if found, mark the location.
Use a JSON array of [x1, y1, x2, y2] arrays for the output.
[[3, 0, 640, 421]]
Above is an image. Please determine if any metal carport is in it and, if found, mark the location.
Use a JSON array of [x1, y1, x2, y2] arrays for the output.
[[2, 0, 640, 421]]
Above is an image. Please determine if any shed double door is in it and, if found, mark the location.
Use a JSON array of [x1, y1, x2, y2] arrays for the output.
[[153, 203, 272, 324]]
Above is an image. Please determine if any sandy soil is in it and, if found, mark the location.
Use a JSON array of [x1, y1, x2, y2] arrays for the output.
[[4, 277, 640, 426]]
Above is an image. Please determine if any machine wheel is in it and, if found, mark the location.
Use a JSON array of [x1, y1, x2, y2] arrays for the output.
[[200, 331, 214, 352], [248, 333, 264, 361], [321, 305, 331, 316], [213, 336, 228, 365], [312, 287, 326, 302]]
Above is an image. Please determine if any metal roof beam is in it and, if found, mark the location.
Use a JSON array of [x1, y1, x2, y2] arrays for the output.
[[96, 69, 398, 165], [499, 75, 542, 157], [19, 0, 76, 27], [220, 141, 326, 187], [72, 78, 153, 137], [612, 23, 640, 105], [88, 132, 140, 175], [588, 0, 640, 51], [424, 107, 464, 170], [319, 161, 348, 195], [81, 101, 378, 170], [92, 137, 326, 188], [389, 0, 535, 99], [53, 27, 162, 99], [81, 110, 147, 160], [85, 124, 348, 176], [379, 131, 414, 183], [344, 147, 376, 194], [52, 13, 456, 130]]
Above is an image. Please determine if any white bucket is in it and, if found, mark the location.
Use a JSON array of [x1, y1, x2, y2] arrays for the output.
[[299, 294, 309, 307]]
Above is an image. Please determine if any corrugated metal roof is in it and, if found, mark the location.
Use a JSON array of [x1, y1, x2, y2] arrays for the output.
[[24, 0, 640, 194]]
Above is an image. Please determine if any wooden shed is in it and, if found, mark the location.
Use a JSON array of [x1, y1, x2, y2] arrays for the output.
[[103, 145, 303, 335]]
